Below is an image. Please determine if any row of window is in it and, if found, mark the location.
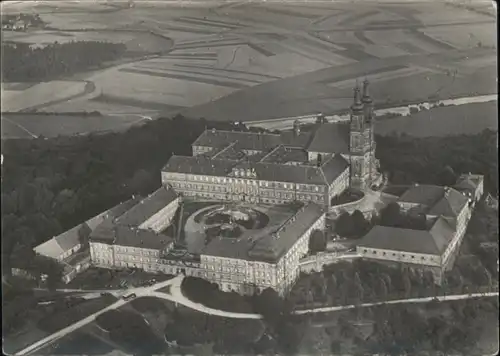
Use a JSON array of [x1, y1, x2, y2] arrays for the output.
[[166, 173, 326, 192], [361, 249, 431, 261]]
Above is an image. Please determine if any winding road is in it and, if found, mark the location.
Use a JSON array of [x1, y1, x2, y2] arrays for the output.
[[16, 274, 499, 355]]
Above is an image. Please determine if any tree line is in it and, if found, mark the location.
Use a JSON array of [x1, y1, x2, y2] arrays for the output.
[[1, 115, 238, 277], [353, 297, 498, 355], [2, 41, 127, 82], [289, 257, 495, 309], [375, 129, 498, 195]]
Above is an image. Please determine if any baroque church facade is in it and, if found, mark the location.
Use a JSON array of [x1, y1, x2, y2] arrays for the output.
[[161, 80, 379, 208]]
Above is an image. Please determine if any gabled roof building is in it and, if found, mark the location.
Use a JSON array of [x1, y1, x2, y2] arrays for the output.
[[163, 81, 380, 208], [357, 178, 482, 284]]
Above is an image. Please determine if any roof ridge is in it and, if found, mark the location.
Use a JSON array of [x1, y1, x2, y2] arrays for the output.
[[207, 129, 281, 137], [428, 218, 445, 254]]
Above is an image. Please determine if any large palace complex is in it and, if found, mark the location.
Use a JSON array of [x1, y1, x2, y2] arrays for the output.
[[30, 81, 485, 295], [162, 79, 379, 208]]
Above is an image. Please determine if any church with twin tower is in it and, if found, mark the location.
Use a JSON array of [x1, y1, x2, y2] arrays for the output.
[[162, 79, 379, 208]]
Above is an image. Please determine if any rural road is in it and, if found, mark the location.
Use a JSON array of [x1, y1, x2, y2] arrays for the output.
[[244, 93, 498, 131], [16, 275, 183, 356], [17, 274, 499, 355]]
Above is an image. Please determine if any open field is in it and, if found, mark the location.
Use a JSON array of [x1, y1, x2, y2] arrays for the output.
[[2, 81, 88, 112], [375, 101, 498, 137], [0, 113, 146, 139], [1, 0, 496, 138], [4, 30, 174, 54]]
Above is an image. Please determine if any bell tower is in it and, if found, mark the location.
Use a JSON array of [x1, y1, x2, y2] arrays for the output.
[[362, 78, 379, 187], [349, 82, 371, 189]]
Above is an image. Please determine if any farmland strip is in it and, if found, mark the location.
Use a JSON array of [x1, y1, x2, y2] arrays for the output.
[[182, 16, 245, 28], [163, 52, 217, 57], [407, 29, 457, 51], [158, 26, 219, 34], [258, 6, 320, 19], [134, 65, 264, 84], [246, 43, 275, 57], [92, 94, 185, 111], [353, 31, 375, 45], [337, 10, 379, 26], [175, 18, 241, 29], [175, 42, 248, 50], [292, 35, 342, 52], [319, 64, 407, 84], [172, 63, 282, 79], [397, 42, 424, 54], [339, 46, 379, 61], [161, 56, 215, 61], [164, 52, 217, 58], [119, 68, 249, 89]]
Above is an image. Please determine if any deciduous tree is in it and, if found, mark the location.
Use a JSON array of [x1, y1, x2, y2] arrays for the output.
[[308, 229, 327, 253]]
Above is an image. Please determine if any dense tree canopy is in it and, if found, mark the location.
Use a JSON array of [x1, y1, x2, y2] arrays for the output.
[[335, 210, 371, 238], [2, 41, 127, 82], [1, 116, 238, 274], [308, 229, 327, 253], [375, 130, 498, 195], [376, 202, 428, 230]]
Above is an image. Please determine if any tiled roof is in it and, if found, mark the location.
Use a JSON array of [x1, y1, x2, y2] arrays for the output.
[[279, 131, 314, 148], [358, 217, 455, 255], [214, 143, 247, 161], [202, 203, 325, 263], [454, 174, 483, 194], [89, 219, 116, 243], [428, 189, 468, 217], [115, 186, 178, 227], [35, 198, 140, 259], [306, 123, 350, 154], [90, 223, 174, 249], [399, 185, 445, 206], [34, 237, 67, 259], [252, 162, 328, 185], [320, 154, 350, 184], [193, 124, 352, 156], [54, 225, 82, 252], [193, 130, 282, 152], [114, 225, 173, 250], [163, 155, 236, 176], [261, 146, 309, 164], [398, 185, 468, 218], [164, 153, 344, 186], [249, 202, 325, 262], [86, 198, 141, 230]]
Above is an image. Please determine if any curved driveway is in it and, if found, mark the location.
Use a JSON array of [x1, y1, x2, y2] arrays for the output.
[[17, 274, 499, 355]]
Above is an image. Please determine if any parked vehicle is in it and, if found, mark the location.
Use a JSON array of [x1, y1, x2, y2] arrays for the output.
[[122, 293, 136, 301]]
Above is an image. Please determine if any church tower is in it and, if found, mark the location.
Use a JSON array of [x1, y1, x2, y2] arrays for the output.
[[362, 78, 378, 186], [349, 83, 372, 189]]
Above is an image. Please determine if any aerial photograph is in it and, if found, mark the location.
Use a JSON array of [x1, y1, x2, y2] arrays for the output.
[[1, 0, 498, 355]]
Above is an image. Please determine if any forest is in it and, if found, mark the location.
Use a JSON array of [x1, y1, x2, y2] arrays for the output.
[[1, 115, 237, 274], [2, 41, 127, 82], [375, 129, 498, 195]]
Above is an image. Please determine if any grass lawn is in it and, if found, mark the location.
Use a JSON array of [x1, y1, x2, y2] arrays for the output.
[[37, 295, 118, 334], [36, 330, 114, 356], [130, 296, 176, 314]]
